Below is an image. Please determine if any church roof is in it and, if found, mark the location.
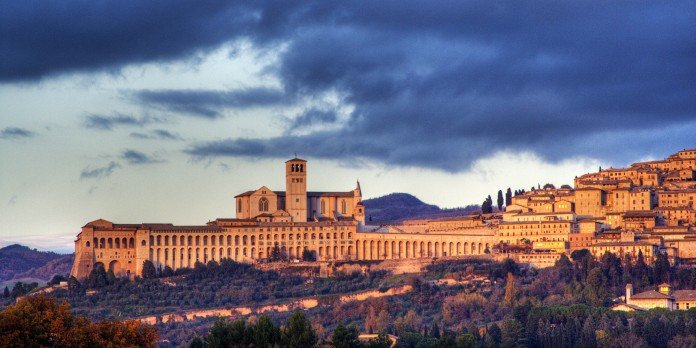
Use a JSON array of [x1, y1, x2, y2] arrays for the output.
[[285, 157, 307, 162], [234, 190, 354, 198]]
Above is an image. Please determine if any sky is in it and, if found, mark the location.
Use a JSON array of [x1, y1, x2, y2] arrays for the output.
[[1, 1, 695, 253]]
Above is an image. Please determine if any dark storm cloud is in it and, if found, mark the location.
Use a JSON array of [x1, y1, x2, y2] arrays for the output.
[[132, 88, 287, 118], [186, 1, 696, 170], [4, 1, 696, 170], [0, 127, 34, 139], [121, 150, 163, 165], [288, 108, 338, 130], [80, 161, 120, 179], [84, 114, 160, 130], [130, 129, 183, 141]]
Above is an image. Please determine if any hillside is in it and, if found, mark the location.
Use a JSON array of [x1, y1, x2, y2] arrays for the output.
[[13, 254, 73, 281], [0, 244, 68, 281], [362, 193, 480, 223]]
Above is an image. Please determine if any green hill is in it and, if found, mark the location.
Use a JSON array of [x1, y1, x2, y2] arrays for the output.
[[362, 193, 480, 223]]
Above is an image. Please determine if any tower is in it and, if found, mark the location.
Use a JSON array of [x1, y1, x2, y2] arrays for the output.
[[286, 158, 307, 222]]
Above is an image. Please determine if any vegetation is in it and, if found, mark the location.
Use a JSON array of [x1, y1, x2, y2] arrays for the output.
[[7, 247, 696, 347], [48, 259, 391, 319], [0, 244, 67, 281], [0, 295, 157, 347]]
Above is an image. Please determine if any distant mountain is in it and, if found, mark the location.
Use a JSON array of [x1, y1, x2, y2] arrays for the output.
[[13, 254, 73, 281], [362, 193, 480, 223], [0, 244, 68, 281]]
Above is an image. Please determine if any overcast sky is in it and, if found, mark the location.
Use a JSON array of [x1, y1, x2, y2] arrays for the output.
[[1, 1, 694, 252]]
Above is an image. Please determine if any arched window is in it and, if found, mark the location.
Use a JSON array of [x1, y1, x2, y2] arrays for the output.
[[259, 198, 269, 212], [341, 200, 347, 214], [321, 200, 326, 214]]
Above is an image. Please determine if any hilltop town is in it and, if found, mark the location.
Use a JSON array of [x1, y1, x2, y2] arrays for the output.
[[70, 148, 696, 279]]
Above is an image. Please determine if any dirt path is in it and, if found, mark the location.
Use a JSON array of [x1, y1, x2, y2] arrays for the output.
[[135, 285, 413, 325]]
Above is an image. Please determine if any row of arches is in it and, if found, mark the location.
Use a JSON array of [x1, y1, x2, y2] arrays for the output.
[[148, 232, 353, 247], [148, 244, 357, 269], [355, 239, 490, 260], [92, 237, 135, 249]]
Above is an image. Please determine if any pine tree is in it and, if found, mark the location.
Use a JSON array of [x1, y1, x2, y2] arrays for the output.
[[505, 188, 512, 206], [332, 324, 360, 348], [497, 190, 504, 211], [283, 311, 317, 348]]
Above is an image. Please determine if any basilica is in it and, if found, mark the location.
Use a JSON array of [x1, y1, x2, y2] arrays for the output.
[[72, 148, 696, 280]]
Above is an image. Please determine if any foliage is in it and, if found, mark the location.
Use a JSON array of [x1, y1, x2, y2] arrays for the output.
[[142, 260, 157, 279], [0, 295, 157, 347], [193, 312, 316, 348], [332, 324, 361, 348]]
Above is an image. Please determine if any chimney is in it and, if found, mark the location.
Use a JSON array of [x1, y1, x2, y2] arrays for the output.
[[626, 284, 633, 304]]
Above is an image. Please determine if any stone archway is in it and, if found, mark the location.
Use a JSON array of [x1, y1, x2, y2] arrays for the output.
[[108, 260, 121, 276]]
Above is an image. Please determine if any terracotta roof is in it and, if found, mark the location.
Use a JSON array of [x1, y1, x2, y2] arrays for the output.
[[674, 290, 696, 301], [592, 241, 654, 247], [630, 290, 673, 300], [285, 157, 307, 162], [623, 211, 657, 218], [235, 190, 354, 198], [149, 225, 223, 231]]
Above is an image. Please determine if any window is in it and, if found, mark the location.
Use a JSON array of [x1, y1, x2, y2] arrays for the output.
[[321, 200, 326, 214], [238, 199, 242, 212], [259, 197, 269, 211], [341, 200, 347, 214]]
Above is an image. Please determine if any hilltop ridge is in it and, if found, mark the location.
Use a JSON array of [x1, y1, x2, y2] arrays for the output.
[[363, 192, 480, 223]]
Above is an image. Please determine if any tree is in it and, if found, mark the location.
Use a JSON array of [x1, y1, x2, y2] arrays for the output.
[[188, 336, 206, 348], [141, 260, 157, 279], [2, 287, 8, 298], [505, 188, 512, 206], [332, 324, 361, 348], [271, 246, 283, 262], [584, 267, 608, 306], [456, 333, 478, 348], [497, 190, 504, 211], [48, 275, 66, 286], [85, 264, 109, 288], [653, 252, 671, 284], [283, 311, 317, 348], [302, 249, 317, 262], [0, 295, 157, 347], [504, 272, 516, 306], [486, 323, 502, 347], [364, 333, 391, 348], [253, 315, 281, 347], [161, 266, 174, 277], [207, 318, 235, 348], [482, 195, 494, 214], [500, 319, 524, 348]]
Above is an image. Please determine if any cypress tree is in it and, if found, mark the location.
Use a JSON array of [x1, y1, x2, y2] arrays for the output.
[[141, 260, 157, 279]]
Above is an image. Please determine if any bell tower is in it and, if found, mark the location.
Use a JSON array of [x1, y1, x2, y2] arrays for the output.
[[285, 158, 307, 222]]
